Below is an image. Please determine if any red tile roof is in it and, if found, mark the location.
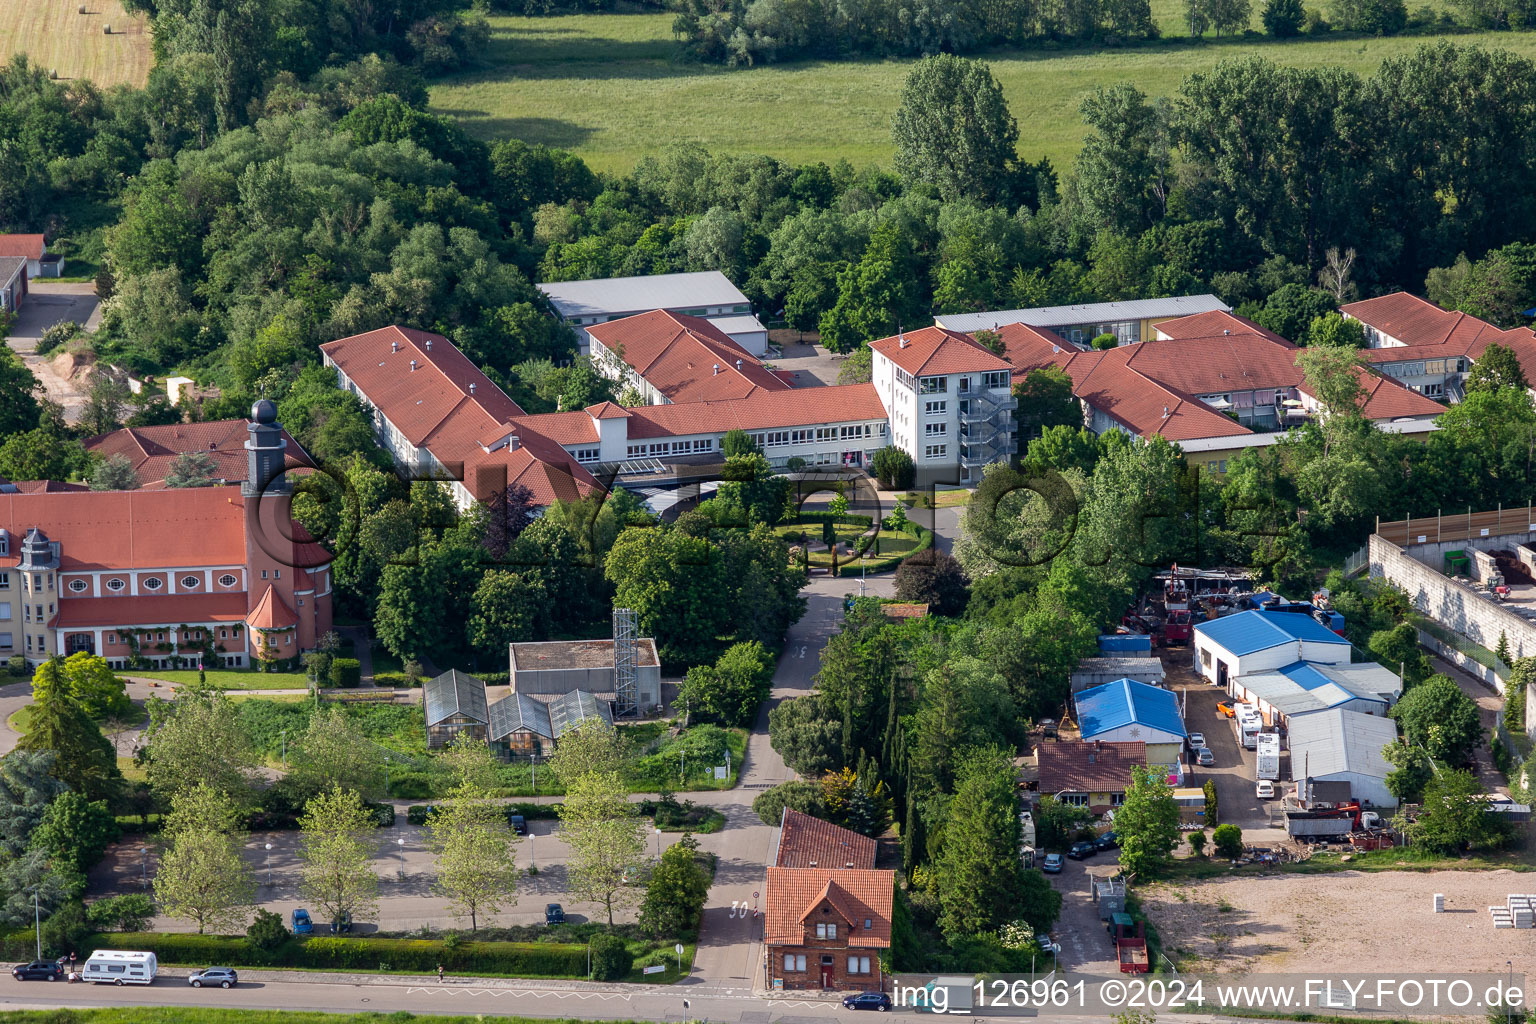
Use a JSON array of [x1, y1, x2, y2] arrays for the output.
[[996, 323, 1079, 374], [0, 235, 44, 261], [774, 808, 877, 869], [52, 593, 250, 629], [587, 310, 790, 404], [247, 585, 298, 629], [321, 326, 600, 507], [764, 868, 894, 948], [1347, 366, 1446, 420], [84, 420, 312, 488], [0, 488, 250, 571], [1154, 310, 1292, 347], [869, 326, 1012, 376], [4, 481, 89, 494], [1344, 292, 1536, 359], [1037, 740, 1147, 795]]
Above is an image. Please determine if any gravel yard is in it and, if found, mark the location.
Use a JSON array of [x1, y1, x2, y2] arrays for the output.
[[1143, 869, 1536, 982]]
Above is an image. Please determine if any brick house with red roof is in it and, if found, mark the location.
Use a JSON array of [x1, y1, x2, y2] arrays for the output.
[[0, 402, 331, 669], [83, 419, 313, 489], [1342, 292, 1536, 401], [764, 810, 892, 991], [0, 234, 59, 279]]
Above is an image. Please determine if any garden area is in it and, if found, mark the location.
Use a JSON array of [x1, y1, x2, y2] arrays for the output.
[[772, 509, 931, 574], [125, 669, 312, 690], [475, 722, 748, 797]]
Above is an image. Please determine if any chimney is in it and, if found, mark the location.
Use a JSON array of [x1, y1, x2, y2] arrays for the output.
[[410, 360, 418, 371], [713, 363, 720, 375], [508, 435, 521, 451], [735, 358, 743, 370], [391, 340, 399, 352], [469, 383, 477, 395], [208, 441, 216, 450], [425, 338, 433, 351], [898, 332, 909, 349]]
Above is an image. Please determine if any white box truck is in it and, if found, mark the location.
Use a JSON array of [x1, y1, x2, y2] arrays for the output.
[[82, 950, 158, 985], [1255, 732, 1280, 780]]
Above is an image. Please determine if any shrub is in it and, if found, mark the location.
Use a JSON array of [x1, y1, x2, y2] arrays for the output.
[[364, 801, 397, 827], [1211, 823, 1243, 859], [1187, 829, 1207, 857], [373, 671, 412, 687], [40, 902, 91, 958], [871, 446, 915, 490], [84, 932, 591, 976], [1091, 332, 1118, 350], [86, 894, 156, 932], [330, 658, 362, 688], [6, 655, 27, 678], [246, 909, 290, 953], [588, 933, 632, 980]]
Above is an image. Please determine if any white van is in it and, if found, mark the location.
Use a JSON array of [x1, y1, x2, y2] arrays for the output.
[[82, 950, 158, 986]]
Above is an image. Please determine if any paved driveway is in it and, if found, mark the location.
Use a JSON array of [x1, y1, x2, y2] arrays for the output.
[[6, 282, 100, 351]]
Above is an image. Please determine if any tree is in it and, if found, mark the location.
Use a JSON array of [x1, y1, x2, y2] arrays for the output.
[[1409, 769, 1510, 853], [143, 687, 258, 802], [1076, 84, 1169, 234], [89, 453, 140, 491], [1466, 343, 1531, 395], [0, 751, 68, 857], [87, 893, 156, 932], [1254, 284, 1339, 344], [245, 908, 289, 952], [871, 447, 916, 490], [1391, 675, 1481, 764], [30, 791, 118, 874], [891, 55, 1019, 204], [1305, 312, 1366, 349], [937, 750, 1060, 937], [164, 451, 218, 488], [0, 428, 88, 482], [1505, 658, 1534, 733], [1211, 823, 1244, 859], [1369, 622, 1431, 685], [751, 779, 827, 826], [1332, 0, 1406, 32], [639, 834, 709, 937], [1115, 765, 1181, 879], [0, 351, 42, 438], [559, 769, 645, 926], [1426, 243, 1536, 328], [1014, 367, 1081, 441], [1188, 829, 1208, 856], [33, 653, 132, 720], [1261, 0, 1306, 33], [547, 718, 631, 786], [818, 224, 928, 354], [298, 785, 380, 931], [722, 429, 759, 458], [17, 660, 122, 802], [677, 641, 775, 727], [1317, 246, 1358, 302], [894, 550, 969, 616], [768, 695, 842, 777], [466, 569, 549, 659], [588, 932, 633, 981], [80, 370, 130, 437], [154, 783, 256, 933], [1382, 739, 1434, 802], [1295, 346, 1367, 415]]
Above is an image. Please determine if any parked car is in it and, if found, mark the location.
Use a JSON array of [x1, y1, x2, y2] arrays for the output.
[[1187, 732, 1206, 750], [1216, 701, 1235, 718], [1094, 831, 1119, 850], [1255, 779, 1275, 799], [12, 961, 62, 981], [1068, 840, 1097, 859], [545, 903, 565, 925], [1196, 747, 1215, 767], [291, 908, 313, 934], [1041, 853, 1063, 874], [329, 911, 352, 934], [843, 991, 892, 1011], [1035, 934, 1060, 955], [509, 815, 528, 836], [188, 967, 238, 989]]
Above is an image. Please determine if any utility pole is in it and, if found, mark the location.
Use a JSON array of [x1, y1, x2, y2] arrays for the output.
[[32, 890, 41, 960]]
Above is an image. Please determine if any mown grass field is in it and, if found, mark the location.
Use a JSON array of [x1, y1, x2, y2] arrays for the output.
[[429, 11, 1536, 173], [0, 0, 152, 87], [126, 668, 312, 690]]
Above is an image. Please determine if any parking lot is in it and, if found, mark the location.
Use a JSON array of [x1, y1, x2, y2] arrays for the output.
[[91, 815, 687, 933]]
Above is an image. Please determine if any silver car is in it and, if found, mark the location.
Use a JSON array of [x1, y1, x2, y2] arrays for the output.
[[188, 967, 238, 989]]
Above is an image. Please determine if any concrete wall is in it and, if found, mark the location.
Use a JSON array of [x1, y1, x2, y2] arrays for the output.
[[1472, 548, 1499, 583], [1371, 533, 1536, 660], [1417, 630, 1502, 691]]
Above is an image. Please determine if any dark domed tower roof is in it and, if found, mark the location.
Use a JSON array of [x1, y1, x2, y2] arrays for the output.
[[251, 398, 278, 424]]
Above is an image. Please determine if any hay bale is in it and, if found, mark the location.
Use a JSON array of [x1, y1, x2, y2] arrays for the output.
[[102, 23, 111, 33], [78, 4, 86, 12]]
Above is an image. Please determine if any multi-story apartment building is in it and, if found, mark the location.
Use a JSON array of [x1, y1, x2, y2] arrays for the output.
[[869, 327, 1016, 485], [1342, 292, 1536, 401]]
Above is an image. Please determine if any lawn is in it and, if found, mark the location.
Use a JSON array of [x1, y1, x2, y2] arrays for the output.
[[772, 516, 919, 567], [429, 12, 1536, 173], [903, 488, 972, 509], [489, 723, 750, 795], [0, 0, 152, 88], [126, 669, 312, 690]]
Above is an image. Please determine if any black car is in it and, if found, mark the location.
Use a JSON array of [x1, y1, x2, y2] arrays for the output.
[[1094, 831, 1119, 851], [545, 903, 565, 925], [188, 967, 238, 989], [1068, 840, 1097, 859], [509, 815, 528, 836], [843, 992, 892, 1011], [12, 961, 62, 981]]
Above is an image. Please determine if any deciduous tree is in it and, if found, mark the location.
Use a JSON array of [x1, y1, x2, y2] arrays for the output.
[[639, 834, 709, 937], [154, 783, 256, 933], [298, 785, 380, 931], [143, 687, 258, 802], [559, 769, 645, 926], [1115, 765, 1181, 878], [891, 55, 1019, 204], [1391, 675, 1481, 764]]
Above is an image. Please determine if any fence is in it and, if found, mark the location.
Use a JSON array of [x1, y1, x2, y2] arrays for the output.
[[1343, 543, 1370, 576], [1377, 506, 1536, 547], [1414, 625, 1507, 690]]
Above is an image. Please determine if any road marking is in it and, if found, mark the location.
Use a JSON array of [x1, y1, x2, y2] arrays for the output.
[[405, 988, 634, 1001]]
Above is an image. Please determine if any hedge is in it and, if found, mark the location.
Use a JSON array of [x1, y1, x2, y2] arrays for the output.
[[836, 522, 933, 576], [85, 932, 590, 976], [372, 671, 412, 687], [786, 511, 873, 530], [330, 658, 361, 688], [407, 801, 562, 826]]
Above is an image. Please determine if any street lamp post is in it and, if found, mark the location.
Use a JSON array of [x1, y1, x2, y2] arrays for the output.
[[654, 826, 662, 861], [32, 890, 41, 961], [396, 837, 406, 880], [265, 842, 273, 886], [384, 755, 390, 798], [531, 755, 537, 794], [139, 846, 148, 888]]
